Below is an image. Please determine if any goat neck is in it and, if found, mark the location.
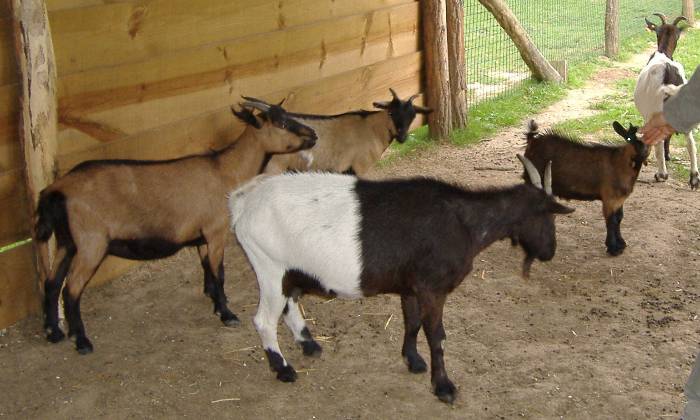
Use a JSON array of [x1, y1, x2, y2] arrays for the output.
[[216, 125, 268, 188], [455, 184, 544, 253], [372, 110, 399, 147]]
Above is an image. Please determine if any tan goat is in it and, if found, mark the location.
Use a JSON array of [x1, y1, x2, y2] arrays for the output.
[[252, 89, 431, 176], [35, 102, 316, 354]]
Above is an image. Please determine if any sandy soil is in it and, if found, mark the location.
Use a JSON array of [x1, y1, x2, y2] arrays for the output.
[[1, 58, 699, 419]]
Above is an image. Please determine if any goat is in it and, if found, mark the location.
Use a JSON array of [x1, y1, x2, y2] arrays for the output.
[[246, 89, 431, 176], [634, 13, 698, 189], [523, 120, 649, 256], [228, 156, 573, 403], [34, 101, 317, 354]]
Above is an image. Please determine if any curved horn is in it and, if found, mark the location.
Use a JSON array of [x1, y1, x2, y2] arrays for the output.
[[389, 88, 400, 101], [407, 93, 420, 103], [241, 96, 272, 106], [517, 154, 542, 190], [240, 101, 270, 112], [544, 161, 552, 196], [652, 13, 667, 24], [673, 16, 688, 26]]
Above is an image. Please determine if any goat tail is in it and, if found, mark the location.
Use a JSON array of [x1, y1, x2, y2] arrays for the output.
[[526, 119, 539, 141], [35, 190, 66, 242], [228, 175, 269, 229]]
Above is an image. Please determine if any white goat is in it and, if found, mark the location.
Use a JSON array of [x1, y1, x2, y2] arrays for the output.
[[634, 13, 698, 189]]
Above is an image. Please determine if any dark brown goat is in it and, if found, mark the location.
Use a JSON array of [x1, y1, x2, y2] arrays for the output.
[[523, 120, 649, 256], [35, 102, 316, 354]]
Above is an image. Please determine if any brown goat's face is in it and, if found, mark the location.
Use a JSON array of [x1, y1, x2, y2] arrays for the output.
[[260, 106, 318, 154], [645, 15, 686, 57]]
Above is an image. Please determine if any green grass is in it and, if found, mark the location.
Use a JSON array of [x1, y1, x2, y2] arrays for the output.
[[0, 238, 32, 254]]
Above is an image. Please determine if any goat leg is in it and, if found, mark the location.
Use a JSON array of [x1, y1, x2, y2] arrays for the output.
[[401, 294, 427, 373]]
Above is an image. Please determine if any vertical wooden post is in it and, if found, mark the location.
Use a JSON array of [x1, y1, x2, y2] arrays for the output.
[[446, 0, 467, 130], [683, 0, 695, 25], [605, 0, 620, 58], [11, 0, 58, 288], [422, 0, 452, 140], [477, 0, 561, 82]]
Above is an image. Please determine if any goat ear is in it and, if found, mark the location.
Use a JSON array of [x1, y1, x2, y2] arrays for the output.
[[373, 101, 391, 109], [413, 105, 433, 115], [645, 18, 657, 32], [232, 106, 262, 129], [612, 121, 628, 139], [547, 201, 575, 215]]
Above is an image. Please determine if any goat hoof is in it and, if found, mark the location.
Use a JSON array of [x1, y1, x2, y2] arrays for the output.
[[689, 173, 700, 190], [606, 246, 625, 257], [434, 379, 456, 404], [276, 365, 298, 383], [221, 311, 240, 327], [654, 173, 668, 182], [300, 340, 323, 357], [46, 328, 65, 343], [404, 354, 428, 373], [75, 337, 94, 355]]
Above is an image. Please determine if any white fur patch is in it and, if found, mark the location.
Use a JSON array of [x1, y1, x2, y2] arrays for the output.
[[230, 173, 364, 299], [634, 52, 687, 121]]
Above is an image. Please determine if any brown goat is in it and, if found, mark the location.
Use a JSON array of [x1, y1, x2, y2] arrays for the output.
[[523, 120, 649, 256], [35, 102, 317, 354], [251, 89, 431, 176]]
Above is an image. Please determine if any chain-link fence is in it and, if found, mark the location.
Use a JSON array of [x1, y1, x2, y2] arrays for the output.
[[465, 0, 693, 106]]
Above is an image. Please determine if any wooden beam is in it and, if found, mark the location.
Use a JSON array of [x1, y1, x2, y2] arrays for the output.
[[683, 0, 695, 25], [421, 0, 452, 140], [446, 0, 467, 129], [10, 0, 58, 290], [605, 0, 620, 58], [477, 0, 561, 83]]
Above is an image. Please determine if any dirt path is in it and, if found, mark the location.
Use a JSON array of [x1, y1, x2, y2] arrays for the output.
[[1, 55, 699, 419]]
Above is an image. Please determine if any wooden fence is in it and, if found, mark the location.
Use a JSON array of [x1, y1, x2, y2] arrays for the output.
[[0, 0, 426, 328]]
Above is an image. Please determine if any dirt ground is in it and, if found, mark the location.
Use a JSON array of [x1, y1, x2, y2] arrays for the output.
[[2, 57, 700, 419]]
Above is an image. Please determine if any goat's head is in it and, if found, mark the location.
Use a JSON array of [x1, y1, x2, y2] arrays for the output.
[[373, 88, 432, 143], [612, 121, 649, 171], [232, 99, 317, 153], [513, 154, 575, 278], [645, 13, 688, 58]]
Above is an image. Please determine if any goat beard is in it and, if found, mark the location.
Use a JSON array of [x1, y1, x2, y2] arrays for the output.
[[300, 150, 314, 168], [522, 255, 534, 279]]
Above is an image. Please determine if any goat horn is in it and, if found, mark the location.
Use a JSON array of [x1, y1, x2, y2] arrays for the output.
[[544, 161, 553, 196], [652, 13, 667, 24], [241, 96, 271, 105], [240, 101, 270, 112], [673, 16, 688, 26], [389, 88, 400, 100], [407, 93, 420, 103], [517, 154, 543, 190]]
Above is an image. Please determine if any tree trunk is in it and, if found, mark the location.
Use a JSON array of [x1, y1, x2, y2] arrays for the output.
[[446, 0, 467, 129], [10, 0, 58, 288], [683, 0, 695, 26], [477, 0, 562, 82], [421, 0, 452, 140], [605, 0, 620, 58]]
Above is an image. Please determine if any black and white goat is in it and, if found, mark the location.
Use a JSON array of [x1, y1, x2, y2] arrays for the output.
[[246, 89, 431, 176], [228, 156, 573, 403], [634, 13, 698, 189], [34, 101, 316, 354]]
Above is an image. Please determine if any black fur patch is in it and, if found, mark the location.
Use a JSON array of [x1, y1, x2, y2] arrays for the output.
[[282, 269, 337, 298], [108, 236, 205, 260], [35, 191, 74, 249], [663, 63, 684, 87]]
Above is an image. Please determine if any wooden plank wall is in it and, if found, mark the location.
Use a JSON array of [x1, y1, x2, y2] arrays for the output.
[[0, 0, 423, 328]]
